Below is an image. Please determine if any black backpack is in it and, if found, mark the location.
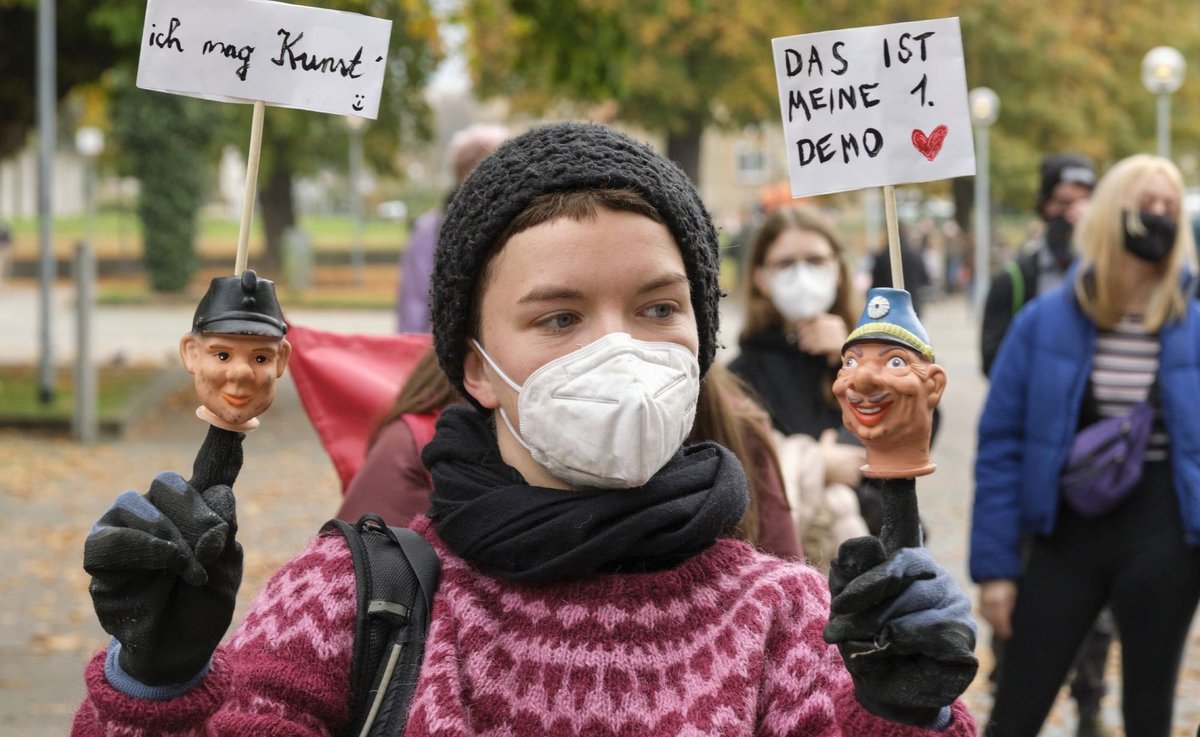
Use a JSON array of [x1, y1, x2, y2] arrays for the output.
[[323, 514, 440, 737]]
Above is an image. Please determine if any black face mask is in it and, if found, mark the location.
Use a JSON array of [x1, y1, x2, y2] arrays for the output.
[[1044, 217, 1075, 268], [1123, 210, 1177, 264]]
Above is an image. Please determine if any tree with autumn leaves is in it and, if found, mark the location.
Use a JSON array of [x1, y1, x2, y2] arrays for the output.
[[456, 0, 1200, 210]]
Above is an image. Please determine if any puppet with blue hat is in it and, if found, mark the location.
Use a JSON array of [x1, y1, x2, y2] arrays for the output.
[[833, 287, 945, 479]]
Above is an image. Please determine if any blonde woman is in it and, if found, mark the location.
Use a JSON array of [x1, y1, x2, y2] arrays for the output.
[[972, 154, 1200, 737]]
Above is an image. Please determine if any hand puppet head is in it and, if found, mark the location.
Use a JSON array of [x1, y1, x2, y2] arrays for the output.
[[180, 270, 291, 430], [832, 288, 945, 478]]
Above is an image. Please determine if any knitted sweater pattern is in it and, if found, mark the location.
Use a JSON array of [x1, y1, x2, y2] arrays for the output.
[[73, 516, 973, 736]]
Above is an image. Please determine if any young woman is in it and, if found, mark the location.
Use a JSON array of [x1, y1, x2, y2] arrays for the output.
[[76, 123, 977, 736], [729, 205, 873, 564], [972, 154, 1200, 737], [730, 205, 860, 441]]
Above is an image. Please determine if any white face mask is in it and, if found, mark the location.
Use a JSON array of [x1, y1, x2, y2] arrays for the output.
[[766, 262, 838, 322], [472, 332, 700, 489]]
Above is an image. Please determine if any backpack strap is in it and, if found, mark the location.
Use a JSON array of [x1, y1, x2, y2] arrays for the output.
[[323, 514, 440, 737], [1005, 260, 1026, 317]]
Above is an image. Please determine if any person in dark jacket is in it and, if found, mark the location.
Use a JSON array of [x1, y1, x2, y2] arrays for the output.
[[980, 153, 1096, 376], [972, 154, 1200, 737]]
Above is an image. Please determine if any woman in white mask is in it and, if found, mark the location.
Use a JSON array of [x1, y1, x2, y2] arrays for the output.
[[75, 123, 978, 736], [730, 205, 873, 569]]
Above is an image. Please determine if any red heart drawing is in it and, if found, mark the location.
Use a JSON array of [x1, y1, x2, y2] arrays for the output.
[[911, 125, 949, 161]]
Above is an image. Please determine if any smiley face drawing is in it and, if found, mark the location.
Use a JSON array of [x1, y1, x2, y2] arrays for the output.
[[352, 94, 365, 112]]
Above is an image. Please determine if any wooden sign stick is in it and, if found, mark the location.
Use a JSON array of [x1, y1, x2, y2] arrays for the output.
[[234, 100, 266, 276], [883, 184, 904, 291]]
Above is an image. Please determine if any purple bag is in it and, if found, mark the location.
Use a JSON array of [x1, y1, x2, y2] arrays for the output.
[[1059, 401, 1153, 518]]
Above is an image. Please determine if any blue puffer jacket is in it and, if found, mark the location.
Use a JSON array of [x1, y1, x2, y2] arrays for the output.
[[970, 275, 1200, 582]]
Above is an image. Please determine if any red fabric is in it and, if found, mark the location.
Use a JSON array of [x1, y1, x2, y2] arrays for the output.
[[285, 325, 431, 493], [401, 412, 439, 455]]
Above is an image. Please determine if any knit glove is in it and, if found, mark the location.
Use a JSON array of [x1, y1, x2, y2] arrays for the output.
[[823, 536, 978, 727], [84, 427, 245, 688]]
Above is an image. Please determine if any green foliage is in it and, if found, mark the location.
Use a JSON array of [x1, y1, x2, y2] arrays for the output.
[[461, 0, 1200, 212], [111, 75, 216, 292], [0, 0, 123, 158], [463, 0, 801, 135]]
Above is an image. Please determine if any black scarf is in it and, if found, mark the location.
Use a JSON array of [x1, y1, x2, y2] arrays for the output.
[[423, 405, 749, 584]]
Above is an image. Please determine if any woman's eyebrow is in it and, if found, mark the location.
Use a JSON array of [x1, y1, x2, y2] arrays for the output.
[[636, 272, 690, 296], [517, 285, 585, 305]]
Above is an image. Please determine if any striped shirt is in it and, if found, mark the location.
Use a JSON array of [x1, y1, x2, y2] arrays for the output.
[[1091, 314, 1167, 460]]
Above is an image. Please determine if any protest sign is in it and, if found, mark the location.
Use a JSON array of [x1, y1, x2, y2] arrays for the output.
[[772, 18, 974, 198], [137, 0, 392, 119]]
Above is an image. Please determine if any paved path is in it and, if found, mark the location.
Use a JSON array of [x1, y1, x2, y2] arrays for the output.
[[0, 284, 395, 367], [0, 292, 1197, 736]]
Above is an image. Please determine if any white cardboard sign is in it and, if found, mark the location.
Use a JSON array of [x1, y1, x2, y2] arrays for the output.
[[136, 0, 392, 119], [772, 18, 975, 198]]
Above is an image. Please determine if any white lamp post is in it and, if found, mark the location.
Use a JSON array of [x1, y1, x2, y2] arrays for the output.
[[1141, 46, 1186, 159], [73, 126, 103, 443], [345, 116, 367, 288], [969, 86, 1000, 315], [75, 127, 104, 247]]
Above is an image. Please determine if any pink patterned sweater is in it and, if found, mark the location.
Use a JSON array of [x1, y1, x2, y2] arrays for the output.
[[73, 516, 975, 736]]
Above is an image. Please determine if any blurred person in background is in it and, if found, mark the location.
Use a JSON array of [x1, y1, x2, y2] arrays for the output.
[[728, 205, 872, 568], [980, 153, 1096, 376], [976, 152, 1111, 737], [973, 154, 1200, 737], [395, 123, 508, 333]]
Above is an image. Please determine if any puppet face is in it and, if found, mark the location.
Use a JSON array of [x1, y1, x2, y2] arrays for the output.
[[180, 332, 291, 426], [832, 341, 945, 471]]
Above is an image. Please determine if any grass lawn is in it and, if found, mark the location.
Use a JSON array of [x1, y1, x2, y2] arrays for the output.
[[5, 211, 408, 260], [4, 210, 407, 309], [0, 365, 166, 422]]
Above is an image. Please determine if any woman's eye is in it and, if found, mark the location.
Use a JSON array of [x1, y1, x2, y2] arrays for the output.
[[887, 356, 907, 369], [540, 313, 577, 331], [644, 303, 676, 320]]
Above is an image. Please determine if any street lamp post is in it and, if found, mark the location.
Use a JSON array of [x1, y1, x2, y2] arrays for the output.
[[73, 126, 103, 443], [969, 86, 1000, 315], [76, 127, 103, 251], [36, 0, 56, 405], [345, 116, 367, 289], [1142, 46, 1186, 159]]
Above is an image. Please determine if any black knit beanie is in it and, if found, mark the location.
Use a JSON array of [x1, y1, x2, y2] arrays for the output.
[[430, 122, 722, 408], [1037, 153, 1096, 217]]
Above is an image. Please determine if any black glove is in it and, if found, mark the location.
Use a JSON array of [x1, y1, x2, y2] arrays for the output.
[[823, 536, 978, 727], [84, 427, 245, 687]]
